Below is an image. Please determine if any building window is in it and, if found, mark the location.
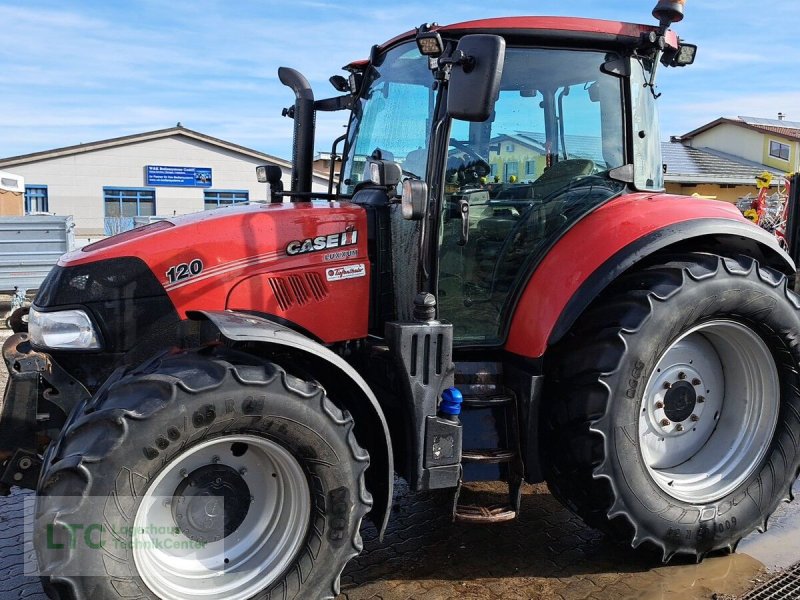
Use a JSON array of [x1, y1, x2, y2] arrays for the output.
[[204, 190, 249, 210], [103, 187, 156, 235], [24, 185, 48, 213], [505, 144, 515, 153], [525, 160, 537, 176], [770, 140, 790, 161], [504, 161, 519, 181]]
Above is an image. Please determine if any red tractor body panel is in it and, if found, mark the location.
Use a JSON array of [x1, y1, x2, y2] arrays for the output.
[[505, 193, 752, 359], [61, 202, 371, 343]]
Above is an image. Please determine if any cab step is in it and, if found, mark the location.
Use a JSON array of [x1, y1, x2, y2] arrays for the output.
[[452, 475, 524, 524], [461, 393, 514, 408], [462, 448, 516, 464], [454, 503, 517, 523], [452, 363, 525, 524]]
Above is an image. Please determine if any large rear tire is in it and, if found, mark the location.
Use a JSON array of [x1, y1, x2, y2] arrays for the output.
[[35, 347, 372, 599], [543, 254, 800, 560]]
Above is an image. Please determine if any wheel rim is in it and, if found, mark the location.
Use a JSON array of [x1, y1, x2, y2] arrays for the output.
[[133, 434, 311, 600], [639, 320, 780, 504]]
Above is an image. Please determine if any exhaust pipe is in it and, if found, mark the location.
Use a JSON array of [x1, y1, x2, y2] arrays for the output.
[[279, 67, 315, 195]]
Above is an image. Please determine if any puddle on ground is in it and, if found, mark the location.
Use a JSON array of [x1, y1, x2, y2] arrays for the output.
[[341, 480, 800, 599], [601, 553, 764, 600], [738, 480, 800, 572]]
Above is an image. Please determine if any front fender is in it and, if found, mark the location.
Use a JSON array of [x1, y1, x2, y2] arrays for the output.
[[505, 194, 795, 359], [189, 310, 394, 539]]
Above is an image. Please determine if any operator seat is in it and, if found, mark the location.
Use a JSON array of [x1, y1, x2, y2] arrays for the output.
[[531, 159, 594, 199]]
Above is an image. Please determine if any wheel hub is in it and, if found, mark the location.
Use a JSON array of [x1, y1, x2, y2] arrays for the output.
[[663, 380, 697, 424], [171, 464, 250, 544], [647, 361, 713, 441]]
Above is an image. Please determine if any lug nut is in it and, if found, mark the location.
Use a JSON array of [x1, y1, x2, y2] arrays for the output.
[[676, 424, 684, 432], [179, 469, 188, 478], [663, 382, 672, 390], [239, 467, 247, 476], [692, 378, 701, 386], [212, 455, 220, 464], [678, 372, 686, 380], [690, 414, 700, 422], [697, 396, 705, 403], [661, 418, 671, 426], [163, 499, 171, 507], [655, 401, 664, 409]]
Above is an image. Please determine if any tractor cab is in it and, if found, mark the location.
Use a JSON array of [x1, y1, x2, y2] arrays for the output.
[[324, 14, 695, 343]]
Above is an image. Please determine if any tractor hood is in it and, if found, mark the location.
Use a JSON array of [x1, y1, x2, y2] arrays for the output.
[[37, 202, 371, 347]]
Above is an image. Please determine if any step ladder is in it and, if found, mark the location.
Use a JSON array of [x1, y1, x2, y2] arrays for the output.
[[452, 390, 525, 524]]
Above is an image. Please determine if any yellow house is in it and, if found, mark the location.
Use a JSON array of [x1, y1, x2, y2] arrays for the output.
[[487, 133, 599, 182], [678, 116, 800, 174]]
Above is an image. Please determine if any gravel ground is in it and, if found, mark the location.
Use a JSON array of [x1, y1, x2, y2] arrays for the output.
[[0, 328, 795, 600]]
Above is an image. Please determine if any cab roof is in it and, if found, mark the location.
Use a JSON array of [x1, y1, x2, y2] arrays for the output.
[[347, 16, 677, 69]]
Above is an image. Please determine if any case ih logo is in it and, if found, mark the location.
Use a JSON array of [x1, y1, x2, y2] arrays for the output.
[[286, 229, 358, 256], [326, 263, 366, 282]]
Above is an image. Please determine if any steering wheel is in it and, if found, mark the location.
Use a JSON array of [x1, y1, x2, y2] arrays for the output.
[[448, 139, 491, 180]]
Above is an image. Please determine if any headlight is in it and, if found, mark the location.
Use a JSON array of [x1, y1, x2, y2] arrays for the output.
[[28, 308, 101, 350]]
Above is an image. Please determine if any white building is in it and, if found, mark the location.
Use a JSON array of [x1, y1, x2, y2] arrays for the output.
[[0, 127, 329, 242]]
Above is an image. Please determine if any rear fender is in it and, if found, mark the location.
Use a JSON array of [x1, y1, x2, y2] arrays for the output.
[[189, 310, 393, 539], [505, 194, 795, 359]]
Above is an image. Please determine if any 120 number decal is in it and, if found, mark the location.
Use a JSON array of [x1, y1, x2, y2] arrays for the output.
[[166, 259, 203, 284]]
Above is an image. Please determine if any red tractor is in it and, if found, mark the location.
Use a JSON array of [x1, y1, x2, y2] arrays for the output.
[[3, 2, 800, 599]]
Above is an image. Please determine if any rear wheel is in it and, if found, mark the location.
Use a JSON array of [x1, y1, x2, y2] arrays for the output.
[[544, 254, 800, 559], [35, 348, 372, 599]]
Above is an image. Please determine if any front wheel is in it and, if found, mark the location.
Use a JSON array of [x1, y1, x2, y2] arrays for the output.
[[544, 254, 800, 560], [35, 348, 372, 600]]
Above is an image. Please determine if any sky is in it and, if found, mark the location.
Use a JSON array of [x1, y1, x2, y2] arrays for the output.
[[1, 0, 799, 162]]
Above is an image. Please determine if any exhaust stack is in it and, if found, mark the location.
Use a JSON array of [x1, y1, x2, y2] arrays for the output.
[[279, 67, 315, 195]]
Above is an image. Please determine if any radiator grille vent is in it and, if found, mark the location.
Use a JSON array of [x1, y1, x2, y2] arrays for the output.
[[268, 273, 328, 311]]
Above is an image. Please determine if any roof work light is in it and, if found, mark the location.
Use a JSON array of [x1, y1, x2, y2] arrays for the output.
[[416, 23, 444, 57]]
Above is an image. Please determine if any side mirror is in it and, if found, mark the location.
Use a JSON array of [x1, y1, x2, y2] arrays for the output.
[[402, 179, 427, 220], [447, 35, 506, 122]]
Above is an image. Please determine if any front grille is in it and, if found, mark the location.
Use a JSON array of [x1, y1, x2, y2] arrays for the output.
[[742, 563, 800, 600]]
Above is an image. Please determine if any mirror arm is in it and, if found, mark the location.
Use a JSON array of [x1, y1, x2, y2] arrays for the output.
[[638, 32, 667, 99], [314, 95, 354, 112], [438, 50, 474, 71]]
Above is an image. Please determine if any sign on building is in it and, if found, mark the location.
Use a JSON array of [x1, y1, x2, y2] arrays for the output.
[[145, 165, 212, 188]]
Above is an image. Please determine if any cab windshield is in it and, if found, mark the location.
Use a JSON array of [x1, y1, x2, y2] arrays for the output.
[[340, 43, 434, 194]]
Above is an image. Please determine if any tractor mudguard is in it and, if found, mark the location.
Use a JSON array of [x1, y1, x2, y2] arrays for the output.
[[505, 194, 795, 359], [189, 309, 394, 539]]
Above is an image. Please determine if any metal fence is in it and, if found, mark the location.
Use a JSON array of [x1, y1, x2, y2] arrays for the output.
[[0, 216, 75, 293]]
